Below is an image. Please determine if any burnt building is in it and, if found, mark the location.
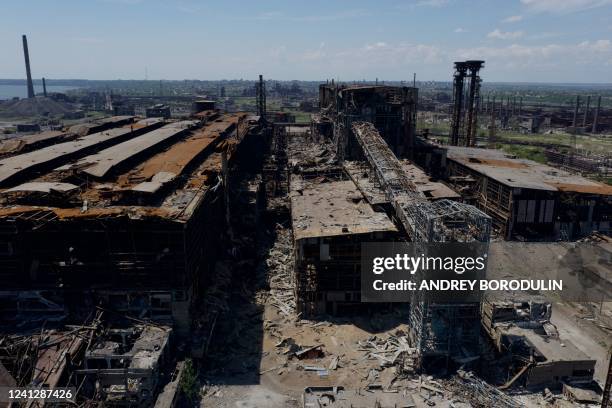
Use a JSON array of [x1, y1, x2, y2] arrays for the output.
[[291, 175, 400, 315], [192, 99, 215, 113], [114, 102, 136, 116], [0, 112, 261, 335], [317, 84, 418, 159], [78, 325, 172, 405], [299, 87, 492, 370], [16, 123, 41, 132], [146, 104, 171, 119], [442, 146, 612, 240], [0, 130, 70, 158], [482, 296, 596, 389]]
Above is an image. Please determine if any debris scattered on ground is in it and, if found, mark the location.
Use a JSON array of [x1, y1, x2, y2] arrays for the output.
[[357, 331, 416, 375]]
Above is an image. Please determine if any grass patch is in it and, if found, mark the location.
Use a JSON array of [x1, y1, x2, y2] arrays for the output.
[[495, 130, 612, 153], [180, 359, 200, 404], [289, 110, 312, 124], [495, 144, 547, 163]]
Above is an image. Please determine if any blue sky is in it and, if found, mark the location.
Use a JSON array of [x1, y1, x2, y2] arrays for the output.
[[1, 0, 611, 82]]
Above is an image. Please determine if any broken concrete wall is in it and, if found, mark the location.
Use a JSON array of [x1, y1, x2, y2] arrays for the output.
[[319, 85, 418, 158], [295, 231, 399, 316]]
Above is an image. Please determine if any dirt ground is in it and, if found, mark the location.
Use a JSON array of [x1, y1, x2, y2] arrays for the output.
[[200, 304, 467, 407], [489, 241, 612, 385], [200, 233, 611, 407]]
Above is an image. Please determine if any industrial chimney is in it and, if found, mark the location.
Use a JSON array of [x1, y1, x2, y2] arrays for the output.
[[22, 35, 35, 99], [42, 77, 47, 97]]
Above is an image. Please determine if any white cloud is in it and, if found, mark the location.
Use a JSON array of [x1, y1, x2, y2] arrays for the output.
[[301, 42, 327, 61], [364, 42, 389, 50], [520, 0, 612, 13], [294, 38, 612, 76], [297, 41, 443, 68], [487, 29, 525, 40], [456, 40, 612, 69], [415, 0, 449, 7], [177, 3, 206, 14], [268, 46, 287, 59], [502, 15, 523, 23], [529, 31, 562, 39], [454, 27, 467, 33], [253, 11, 285, 20], [251, 9, 366, 22], [356, 42, 443, 64], [245, 37, 612, 81]]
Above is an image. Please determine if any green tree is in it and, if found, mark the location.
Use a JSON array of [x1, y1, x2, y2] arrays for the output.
[[180, 359, 200, 404]]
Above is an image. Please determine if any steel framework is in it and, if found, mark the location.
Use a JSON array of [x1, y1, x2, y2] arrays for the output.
[[352, 122, 491, 243], [465, 60, 484, 147], [450, 62, 468, 146], [450, 61, 484, 147], [351, 121, 491, 368]]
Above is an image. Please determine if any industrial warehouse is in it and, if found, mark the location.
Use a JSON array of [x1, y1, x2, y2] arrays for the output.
[[0, 31, 610, 408]]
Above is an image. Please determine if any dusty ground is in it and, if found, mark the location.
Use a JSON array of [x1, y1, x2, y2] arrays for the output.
[[200, 286, 461, 407], [200, 234, 611, 407], [200, 224, 466, 407], [489, 241, 612, 385]]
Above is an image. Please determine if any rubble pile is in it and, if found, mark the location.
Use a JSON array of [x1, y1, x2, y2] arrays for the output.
[[446, 370, 522, 408], [264, 225, 297, 319], [357, 331, 416, 376]]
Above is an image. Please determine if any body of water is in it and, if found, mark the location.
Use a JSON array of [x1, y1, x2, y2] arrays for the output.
[[0, 84, 79, 100]]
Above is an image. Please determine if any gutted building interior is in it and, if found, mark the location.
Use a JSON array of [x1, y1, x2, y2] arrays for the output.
[[482, 296, 597, 389], [0, 112, 262, 337], [0, 73, 610, 407], [438, 145, 612, 239], [291, 176, 400, 316], [316, 84, 418, 158]]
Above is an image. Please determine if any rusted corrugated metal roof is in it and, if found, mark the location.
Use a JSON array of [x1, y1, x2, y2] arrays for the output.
[[75, 120, 198, 179], [0, 128, 133, 186]]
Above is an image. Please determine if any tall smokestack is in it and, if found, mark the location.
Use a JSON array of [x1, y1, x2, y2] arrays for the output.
[[583, 95, 590, 127], [572, 95, 580, 129], [22, 35, 35, 98], [42, 77, 47, 97], [592, 95, 601, 133]]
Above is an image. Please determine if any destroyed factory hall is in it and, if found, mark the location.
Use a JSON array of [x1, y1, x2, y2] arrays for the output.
[[0, 79, 611, 408]]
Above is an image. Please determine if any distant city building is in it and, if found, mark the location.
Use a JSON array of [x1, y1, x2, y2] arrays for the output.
[[146, 104, 171, 119], [266, 111, 295, 123], [193, 100, 215, 113], [63, 110, 85, 120], [113, 103, 136, 116], [16, 123, 41, 132]]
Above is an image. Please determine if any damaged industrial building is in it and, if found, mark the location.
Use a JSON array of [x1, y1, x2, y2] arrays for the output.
[[278, 77, 609, 406], [0, 67, 610, 407], [0, 105, 269, 405], [0, 112, 261, 330]]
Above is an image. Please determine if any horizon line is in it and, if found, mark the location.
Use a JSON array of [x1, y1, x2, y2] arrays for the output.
[[1, 78, 612, 86]]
